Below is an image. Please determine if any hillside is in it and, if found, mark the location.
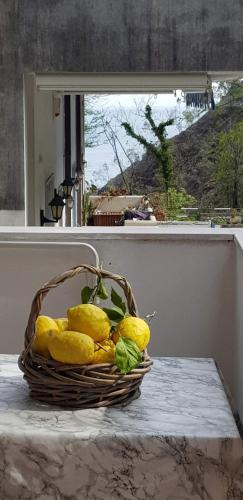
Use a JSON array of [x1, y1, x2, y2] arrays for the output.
[[100, 105, 243, 205]]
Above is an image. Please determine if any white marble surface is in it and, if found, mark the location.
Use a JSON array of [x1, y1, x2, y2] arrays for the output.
[[0, 355, 242, 499]]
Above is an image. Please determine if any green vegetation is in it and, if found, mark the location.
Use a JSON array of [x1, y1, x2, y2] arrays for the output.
[[165, 188, 197, 220], [150, 189, 197, 221], [214, 122, 243, 208], [82, 190, 93, 226], [122, 105, 174, 192], [88, 83, 243, 215]]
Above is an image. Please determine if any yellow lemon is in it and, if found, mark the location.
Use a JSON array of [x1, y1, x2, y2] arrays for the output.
[[67, 304, 110, 342], [48, 330, 95, 365], [54, 318, 69, 332], [114, 317, 150, 351], [32, 315, 59, 358], [93, 339, 116, 364]]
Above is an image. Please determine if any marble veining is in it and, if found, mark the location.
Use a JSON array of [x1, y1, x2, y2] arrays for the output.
[[0, 355, 242, 499]]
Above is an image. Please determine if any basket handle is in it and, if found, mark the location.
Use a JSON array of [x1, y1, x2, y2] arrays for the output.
[[24, 264, 138, 356]]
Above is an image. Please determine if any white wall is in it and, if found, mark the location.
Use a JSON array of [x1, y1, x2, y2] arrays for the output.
[[25, 89, 79, 227], [0, 211, 25, 226], [84, 237, 235, 392], [0, 242, 98, 354], [34, 90, 57, 224], [234, 240, 243, 421], [54, 96, 64, 190], [0, 228, 238, 409], [24, 81, 64, 226]]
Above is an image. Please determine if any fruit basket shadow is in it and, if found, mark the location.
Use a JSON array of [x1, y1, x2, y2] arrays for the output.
[[18, 265, 153, 409]]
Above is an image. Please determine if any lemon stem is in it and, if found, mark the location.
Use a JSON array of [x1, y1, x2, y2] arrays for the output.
[[95, 342, 109, 352]]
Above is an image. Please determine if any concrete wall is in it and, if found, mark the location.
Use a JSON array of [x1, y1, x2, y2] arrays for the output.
[[1, 0, 243, 214]]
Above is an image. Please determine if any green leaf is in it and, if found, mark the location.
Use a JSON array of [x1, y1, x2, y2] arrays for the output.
[[111, 287, 126, 314], [115, 337, 142, 374], [81, 286, 94, 304], [103, 306, 125, 322], [96, 279, 109, 300]]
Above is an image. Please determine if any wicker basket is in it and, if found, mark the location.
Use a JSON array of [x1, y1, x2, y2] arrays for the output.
[[18, 264, 152, 409]]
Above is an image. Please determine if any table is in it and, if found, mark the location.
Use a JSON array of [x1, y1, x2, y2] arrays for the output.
[[0, 356, 242, 499]]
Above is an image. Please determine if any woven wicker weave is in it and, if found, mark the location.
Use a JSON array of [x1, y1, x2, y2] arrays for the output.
[[18, 264, 152, 409]]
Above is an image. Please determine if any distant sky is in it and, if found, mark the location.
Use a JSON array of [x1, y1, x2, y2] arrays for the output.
[[85, 93, 186, 187], [99, 92, 179, 107]]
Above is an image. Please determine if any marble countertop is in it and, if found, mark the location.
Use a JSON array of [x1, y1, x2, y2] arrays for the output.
[[0, 355, 239, 439], [0, 355, 242, 499]]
